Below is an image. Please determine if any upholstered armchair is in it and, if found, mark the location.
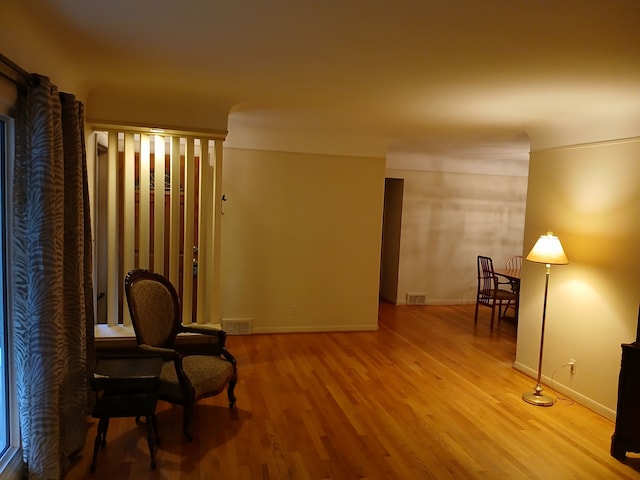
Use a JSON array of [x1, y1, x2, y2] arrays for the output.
[[124, 269, 237, 441]]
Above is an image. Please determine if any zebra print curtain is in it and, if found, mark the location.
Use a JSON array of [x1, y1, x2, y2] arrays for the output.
[[13, 74, 94, 479]]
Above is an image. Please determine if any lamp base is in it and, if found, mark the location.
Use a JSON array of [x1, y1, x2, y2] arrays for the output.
[[522, 385, 555, 407]]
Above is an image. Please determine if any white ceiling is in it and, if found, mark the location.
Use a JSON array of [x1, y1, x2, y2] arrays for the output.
[[3, 0, 640, 158]]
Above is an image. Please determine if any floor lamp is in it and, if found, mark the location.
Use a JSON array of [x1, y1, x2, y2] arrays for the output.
[[522, 230, 569, 406]]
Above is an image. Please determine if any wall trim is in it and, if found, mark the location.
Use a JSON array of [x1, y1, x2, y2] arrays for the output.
[[531, 136, 640, 155], [252, 324, 379, 334], [89, 120, 228, 140], [513, 361, 616, 421], [395, 299, 475, 306]]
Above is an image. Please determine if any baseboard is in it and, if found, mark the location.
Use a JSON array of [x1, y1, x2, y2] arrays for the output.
[[252, 324, 379, 334], [513, 361, 616, 421], [395, 298, 474, 306]]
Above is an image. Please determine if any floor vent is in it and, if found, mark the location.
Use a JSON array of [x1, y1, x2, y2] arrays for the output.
[[406, 293, 427, 305], [221, 318, 253, 335]]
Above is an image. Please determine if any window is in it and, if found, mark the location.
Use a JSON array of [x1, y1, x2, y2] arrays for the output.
[[0, 117, 8, 452], [0, 114, 22, 479]]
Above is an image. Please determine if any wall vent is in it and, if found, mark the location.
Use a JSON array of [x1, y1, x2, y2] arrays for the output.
[[406, 293, 427, 305], [221, 318, 253, 335]]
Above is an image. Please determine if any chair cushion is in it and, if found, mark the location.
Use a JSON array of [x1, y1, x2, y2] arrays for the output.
[[494, 289, 517, 301], [158, 356, 234, 401]]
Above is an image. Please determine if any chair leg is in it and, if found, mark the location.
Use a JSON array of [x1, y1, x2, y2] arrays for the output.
[[474, 301, 480, 323], [145, 415, 157, 470], [183, 404, 193, 442], [151, 414, 160, 445], [490, 305, 496, 330], [228, 380, 237, 409], [90, 417, 108, 473]]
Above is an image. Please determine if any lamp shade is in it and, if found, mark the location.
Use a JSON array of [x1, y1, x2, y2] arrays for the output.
[[526, 231, 569, 265]]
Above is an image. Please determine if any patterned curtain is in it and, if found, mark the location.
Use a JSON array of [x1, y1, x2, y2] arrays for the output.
[[12, 74, 94, 479]]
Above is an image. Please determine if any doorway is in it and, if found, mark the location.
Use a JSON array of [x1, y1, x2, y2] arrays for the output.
[[379, 177, 404, 304]]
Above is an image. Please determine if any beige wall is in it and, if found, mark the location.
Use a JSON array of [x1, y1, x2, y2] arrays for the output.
[[515, 138, 640, 419], [0, 3, 86, 98], [220, 148, 385, 333], [5, 6, 639, 419], [385, 168, 528, 304]]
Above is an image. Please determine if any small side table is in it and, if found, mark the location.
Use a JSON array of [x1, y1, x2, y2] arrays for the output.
[[90, 355, 163, 473]]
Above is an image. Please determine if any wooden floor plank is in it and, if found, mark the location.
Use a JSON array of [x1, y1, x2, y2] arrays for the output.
[[65, 303, 640, 479]]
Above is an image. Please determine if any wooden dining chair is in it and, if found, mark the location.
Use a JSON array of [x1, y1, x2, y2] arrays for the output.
[[503, 255, 523, 318], [474, 255, 518, 329], [505, 255, 523, 271]]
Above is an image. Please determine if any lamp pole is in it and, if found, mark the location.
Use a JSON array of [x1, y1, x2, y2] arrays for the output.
[[523, 263, 554, 406], [522, 230, 568, 407]]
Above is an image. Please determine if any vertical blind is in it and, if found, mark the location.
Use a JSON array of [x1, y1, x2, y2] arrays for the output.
[[93, 127, 225, 326]]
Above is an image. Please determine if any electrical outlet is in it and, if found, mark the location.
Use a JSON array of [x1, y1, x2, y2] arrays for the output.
[[569, 359, 576, 375]]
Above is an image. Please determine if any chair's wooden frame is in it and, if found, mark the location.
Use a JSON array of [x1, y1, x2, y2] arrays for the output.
[[505, 255, 523, 271], [124, 268, 237, 440], [503, 255, 523, 317], [474, 256, 518, 329]]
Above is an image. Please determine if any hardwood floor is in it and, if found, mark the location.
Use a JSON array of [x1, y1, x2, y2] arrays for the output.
[[65, 303, 640, 479]]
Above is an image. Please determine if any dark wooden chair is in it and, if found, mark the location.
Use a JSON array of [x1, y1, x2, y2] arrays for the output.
[[124, 268, 237, 441], [474, 255, 518, 329]]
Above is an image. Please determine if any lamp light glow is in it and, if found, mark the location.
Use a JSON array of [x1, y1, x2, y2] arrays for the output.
[[526, 231, 568, 265]]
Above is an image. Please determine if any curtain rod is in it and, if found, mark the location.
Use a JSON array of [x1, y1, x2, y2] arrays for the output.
[[0, 53, 31, 86]]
